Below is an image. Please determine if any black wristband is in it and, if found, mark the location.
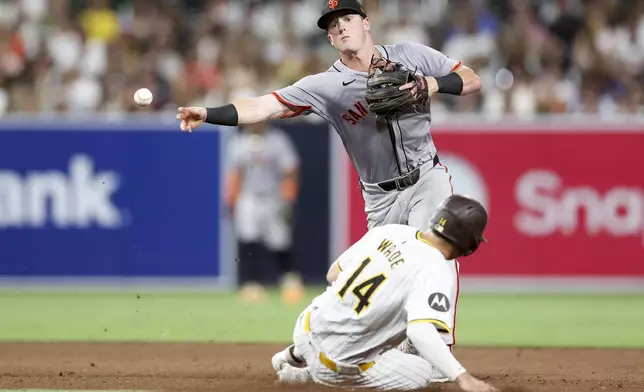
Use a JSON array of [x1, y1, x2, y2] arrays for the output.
[[205, 104, 239, 126], [435, 73, 464, 95]]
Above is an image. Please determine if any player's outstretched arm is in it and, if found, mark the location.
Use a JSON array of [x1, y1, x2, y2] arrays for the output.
[[406, 323, 498, 392], [176, 94, 295, 132]]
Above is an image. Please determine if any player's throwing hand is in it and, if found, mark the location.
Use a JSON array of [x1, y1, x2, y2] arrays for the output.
[[176, 106, 206, 132], [456, 372, 499, 392]]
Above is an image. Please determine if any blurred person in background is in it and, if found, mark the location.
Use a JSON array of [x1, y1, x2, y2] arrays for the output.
[[225, 119, 304, 304], [78, 0, 120, 43], [0, 0, 642, 117]]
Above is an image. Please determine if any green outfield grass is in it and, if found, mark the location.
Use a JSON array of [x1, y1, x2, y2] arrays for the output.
[[1, 289, 643, 348]]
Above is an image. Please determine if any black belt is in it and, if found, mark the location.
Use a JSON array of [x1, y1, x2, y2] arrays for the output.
[[372, 154, 440, 192]]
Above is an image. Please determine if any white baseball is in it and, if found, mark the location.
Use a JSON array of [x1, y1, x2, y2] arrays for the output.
[[134, 88, 153, 106]]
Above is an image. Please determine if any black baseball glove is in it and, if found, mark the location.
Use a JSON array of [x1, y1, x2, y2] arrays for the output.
[[365, 56, 429, 123]]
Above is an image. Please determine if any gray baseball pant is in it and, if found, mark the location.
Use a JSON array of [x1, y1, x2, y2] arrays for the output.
[[359, 159, 460, 346]]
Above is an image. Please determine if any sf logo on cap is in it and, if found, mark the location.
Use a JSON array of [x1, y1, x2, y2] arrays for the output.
[[329, 0, 338, 9]]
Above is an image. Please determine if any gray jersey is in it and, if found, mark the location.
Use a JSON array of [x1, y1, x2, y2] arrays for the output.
[[228, 127, 299, 196], [273, 41, 460, 183]]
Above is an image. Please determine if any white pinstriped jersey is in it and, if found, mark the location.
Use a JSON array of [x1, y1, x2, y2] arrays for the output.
[[308, 224, 455, 364]]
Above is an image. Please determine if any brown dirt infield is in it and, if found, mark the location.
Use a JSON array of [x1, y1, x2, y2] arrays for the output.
[[0, 343, 642, 392]]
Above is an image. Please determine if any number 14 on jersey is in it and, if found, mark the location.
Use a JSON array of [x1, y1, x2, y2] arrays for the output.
[[337, 257, 388, 315]]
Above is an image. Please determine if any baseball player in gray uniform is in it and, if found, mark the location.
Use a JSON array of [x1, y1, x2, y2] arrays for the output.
[[225, 121, 304, 303], [177, 0, 481, 357]]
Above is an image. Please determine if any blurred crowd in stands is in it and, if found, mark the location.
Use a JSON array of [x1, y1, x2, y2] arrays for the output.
[[0, 0, 642, 119]]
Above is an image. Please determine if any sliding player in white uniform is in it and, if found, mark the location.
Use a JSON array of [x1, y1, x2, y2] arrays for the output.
[[271, 195, 497, 391]]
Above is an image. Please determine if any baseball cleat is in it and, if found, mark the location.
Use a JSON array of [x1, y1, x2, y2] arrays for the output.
[[239, 282, 267, 303], [272, 345, 306, 371], [272, 349, 289, 372], [276, 364, 311, 384], [429, 366, 450, 383], [397, 338, 419, 355], [280, 273, 305, 304]]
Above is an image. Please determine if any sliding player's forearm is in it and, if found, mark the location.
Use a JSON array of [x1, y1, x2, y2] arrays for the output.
[[406, 323, 466, 381]]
